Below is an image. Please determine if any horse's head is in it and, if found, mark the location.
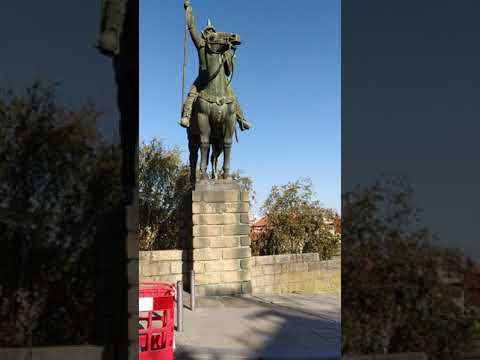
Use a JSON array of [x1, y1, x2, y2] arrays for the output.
[[202, 19, 241, 54], [206, 32, 241, 54]]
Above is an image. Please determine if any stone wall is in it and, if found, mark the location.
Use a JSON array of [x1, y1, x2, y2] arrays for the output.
[[139, 250, 189, 284], [251, 254, 341, 295]]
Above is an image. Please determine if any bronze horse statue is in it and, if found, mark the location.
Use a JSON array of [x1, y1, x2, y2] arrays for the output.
[[183, 0, 248, 186]]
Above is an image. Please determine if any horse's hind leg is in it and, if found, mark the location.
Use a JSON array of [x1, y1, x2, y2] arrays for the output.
[[222, 106, 236, 180], [210, 142, 216, 179], [210, 139, 221, 179]]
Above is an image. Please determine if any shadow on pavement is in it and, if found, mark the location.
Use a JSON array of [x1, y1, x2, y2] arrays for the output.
[[174, 294, 341, 360]]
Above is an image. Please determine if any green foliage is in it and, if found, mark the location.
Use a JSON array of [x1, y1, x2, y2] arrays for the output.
[[232, 169, 256, 206], [139, 140, 256, 250], [0, 82, 122, 345], [342, 176, 480, 359], [252, 178, 340, 259], [139, 138, 190, 250]]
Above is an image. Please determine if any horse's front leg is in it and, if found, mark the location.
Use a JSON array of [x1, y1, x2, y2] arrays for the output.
[[222, 105, 236, 180], [197, 111, 210, 180]]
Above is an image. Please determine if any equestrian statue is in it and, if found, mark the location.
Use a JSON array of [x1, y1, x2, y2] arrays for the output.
[[180, 0, 251, 185]]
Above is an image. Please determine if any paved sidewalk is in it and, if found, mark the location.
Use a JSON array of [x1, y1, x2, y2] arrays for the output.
[[174, 292, 340, 360]]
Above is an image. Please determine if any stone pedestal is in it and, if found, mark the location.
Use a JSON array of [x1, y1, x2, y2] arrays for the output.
[[190, 180, 252, 297]]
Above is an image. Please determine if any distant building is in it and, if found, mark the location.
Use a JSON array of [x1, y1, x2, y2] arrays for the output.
[[250, 216, 267, 241]]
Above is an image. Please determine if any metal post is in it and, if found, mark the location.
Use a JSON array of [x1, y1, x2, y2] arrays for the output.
[[190, 270, 196, 312], [176, 280, 183, 332]]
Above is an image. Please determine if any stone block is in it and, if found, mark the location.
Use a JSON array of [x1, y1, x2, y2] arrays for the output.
[[193, 248, 222, 261], [263, 274, 275, 285], [303, 253, 320, 262], [193, 261, 205, 274], [210, 236, 239, 248], [196, 272, 222, 285], [205, 259, 240, 272], [192, 202, 249, 214], [240, 213, 250, 224], [193, 225, 222, 237], [240, 190, 250, 202], [294, 262, 309, 272], [193, 213, 223, 225], [143, 261, 170, 276], [240, 258, 252, 270], [221, 270, 250, 283], [239, 235, 251, 246], [253, 286, 265, 295], [263, 265, 275, 275], [264, 285, 274, 294], [226, 202, 249, 213], [192, 191, 203, 202], [252, 266, 262, 277], [203, 190, 240, 202], [274, 254, 292, 264], [193, 237, 210, 248], [276, 272, 289, 284], [170, 261, 183, 274], [222, 247, 251, 259], [308, 262, 326, 272], [139, 251, 151, 261], [151, 250, 183, 261], [223, 224, 250, 236], [192, 213, 241, 225], [150, 274, 182, 283], [327, 258, 341, 269], [255, 255, 274, 265], [281, 263, 290, 273]]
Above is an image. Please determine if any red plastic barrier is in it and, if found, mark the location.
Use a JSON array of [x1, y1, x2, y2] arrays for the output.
[[139, 282, 176, 360]]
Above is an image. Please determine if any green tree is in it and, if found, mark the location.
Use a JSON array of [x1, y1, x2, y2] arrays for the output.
[[342, 176, 480, 359], [252, 178, 340, 259], [0, 82, 122, 345], [139, 138, 190, 250]]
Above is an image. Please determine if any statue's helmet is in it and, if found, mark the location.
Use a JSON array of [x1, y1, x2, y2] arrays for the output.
[[202, 18, 216, 38]]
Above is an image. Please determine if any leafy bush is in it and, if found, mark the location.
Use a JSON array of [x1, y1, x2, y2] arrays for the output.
[[342, 176, 480, 359], [252, 178, 340, 259], [0, 82, 122, 345]]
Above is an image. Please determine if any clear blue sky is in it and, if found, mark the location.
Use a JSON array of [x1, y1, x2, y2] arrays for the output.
[[140, 0, 340, 216]]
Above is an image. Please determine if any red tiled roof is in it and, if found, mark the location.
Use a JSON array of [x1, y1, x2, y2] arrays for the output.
[[251, 216, 267, 227]]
